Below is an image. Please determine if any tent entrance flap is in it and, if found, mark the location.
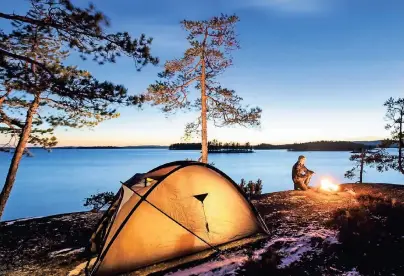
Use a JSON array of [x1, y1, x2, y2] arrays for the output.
[[193, 193, 210, 233]]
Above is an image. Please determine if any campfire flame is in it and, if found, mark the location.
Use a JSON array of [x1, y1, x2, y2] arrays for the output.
[[320, 179, 340, 192]]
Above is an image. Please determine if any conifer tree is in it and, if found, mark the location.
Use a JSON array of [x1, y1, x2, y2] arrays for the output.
[[0, 0, 158, 219], [345, 97, 404, 183], [145, 14, 261, 163], [345, 148, 369, 183], [382, 97, 404, 174]]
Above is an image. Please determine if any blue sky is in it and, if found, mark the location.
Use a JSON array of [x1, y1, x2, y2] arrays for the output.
[[1, 0, 404, 146]]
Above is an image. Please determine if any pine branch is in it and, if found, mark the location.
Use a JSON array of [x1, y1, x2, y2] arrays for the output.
[[0, 109, 24, 129], [0, 88, 12, 106], [0, 3, 158, 67], [0, 48, 56, 76]]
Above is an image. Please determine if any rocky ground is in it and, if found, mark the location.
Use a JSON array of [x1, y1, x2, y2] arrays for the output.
[[1, 183, 404, 276]]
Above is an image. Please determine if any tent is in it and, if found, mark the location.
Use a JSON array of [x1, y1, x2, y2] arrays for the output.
[[87, 161, 269, 275]]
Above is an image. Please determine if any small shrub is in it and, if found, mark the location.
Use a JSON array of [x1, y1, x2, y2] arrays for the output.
[[184, 158, 215, 166], [238, 178, 263, 198], [239, 178, 247, 194], [247, 180, 255, 196], [328, 194, 404, 275], [255, 179, 263, 195], [84, 191, 115, 212]]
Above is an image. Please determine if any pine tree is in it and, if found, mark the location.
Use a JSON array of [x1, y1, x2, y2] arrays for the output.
[[255, 179, 263, 195], [345, 148, 368, 183], [381, 97, 404, 174], [0, 0, 158, 219], [145, 14, 261, 163], [345, 97, 404, 182], [239, 178, 247, 194]]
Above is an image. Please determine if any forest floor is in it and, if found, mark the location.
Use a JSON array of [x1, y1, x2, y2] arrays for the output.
[[1, 183, 404, 276]]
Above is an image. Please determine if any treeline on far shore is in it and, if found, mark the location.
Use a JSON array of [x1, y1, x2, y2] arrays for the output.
[[170, 140, 378, 152], [169, 140, 253, 153], [255, 141, 376, 151]]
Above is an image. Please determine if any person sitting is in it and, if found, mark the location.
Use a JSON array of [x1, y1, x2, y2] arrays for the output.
[[292, 155, 315, 191]]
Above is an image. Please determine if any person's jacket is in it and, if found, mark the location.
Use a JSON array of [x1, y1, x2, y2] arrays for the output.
[[292, 162, 311, 181]]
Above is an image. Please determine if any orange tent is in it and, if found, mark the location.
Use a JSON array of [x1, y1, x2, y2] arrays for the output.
[[88, 161, 268, 275]]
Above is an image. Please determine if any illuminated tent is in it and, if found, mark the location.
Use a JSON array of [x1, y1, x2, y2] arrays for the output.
[[87, 161, 269, 276]]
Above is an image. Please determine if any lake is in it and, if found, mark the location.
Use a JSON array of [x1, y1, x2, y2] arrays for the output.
[[0, 148, 403, 221]]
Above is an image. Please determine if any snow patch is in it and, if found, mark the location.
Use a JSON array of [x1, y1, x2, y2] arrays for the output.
[[342, 268, 361, 276], [273, 226, 339, 268], [165, 226, 339, 275], [50, 248, 73, 255], [253, 237, 297, 259], [277, 241, 312, 268], [166, 255, 247, 276], [299, 225, 339, 245], [253, 226, 339, 269], [3, 216, 44, 226], [49, 247, 85, 258]]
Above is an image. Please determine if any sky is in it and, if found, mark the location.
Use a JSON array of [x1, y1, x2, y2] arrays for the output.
[[1, 0, 404, 146]]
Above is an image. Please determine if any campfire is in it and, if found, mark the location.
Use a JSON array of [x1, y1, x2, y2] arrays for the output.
[[319, 179, 340, 192]]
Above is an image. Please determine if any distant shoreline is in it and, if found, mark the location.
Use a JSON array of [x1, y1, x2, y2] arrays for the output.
[[208, 150, 254, 154], [169, 140, 386, 152], [27, 146, 169, 150], [16, 139, 397, 151], [286, 149, 363, 152]]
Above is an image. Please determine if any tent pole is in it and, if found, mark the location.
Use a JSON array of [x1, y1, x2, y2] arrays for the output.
[[131, 189, 220, 253]]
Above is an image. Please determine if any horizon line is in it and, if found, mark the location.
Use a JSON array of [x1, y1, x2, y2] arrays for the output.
[[21, 138, 387, 148]]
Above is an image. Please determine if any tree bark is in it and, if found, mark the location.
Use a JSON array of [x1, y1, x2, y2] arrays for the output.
[[200, 56, 208, 164], [0, 96, 39, 220], [199, 29, 209, 164], [399, 112, 404, 175], [359, 148, 364, 184]]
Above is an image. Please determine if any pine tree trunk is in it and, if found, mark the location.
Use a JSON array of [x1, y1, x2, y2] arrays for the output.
[[359, 148, 364, 183], [0, 96, 39, 220], [399, 113, 404, 175], [200, 56, 208, 164]]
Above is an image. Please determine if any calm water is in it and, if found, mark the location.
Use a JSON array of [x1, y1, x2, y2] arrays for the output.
[[0, 148, 403, 221]]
